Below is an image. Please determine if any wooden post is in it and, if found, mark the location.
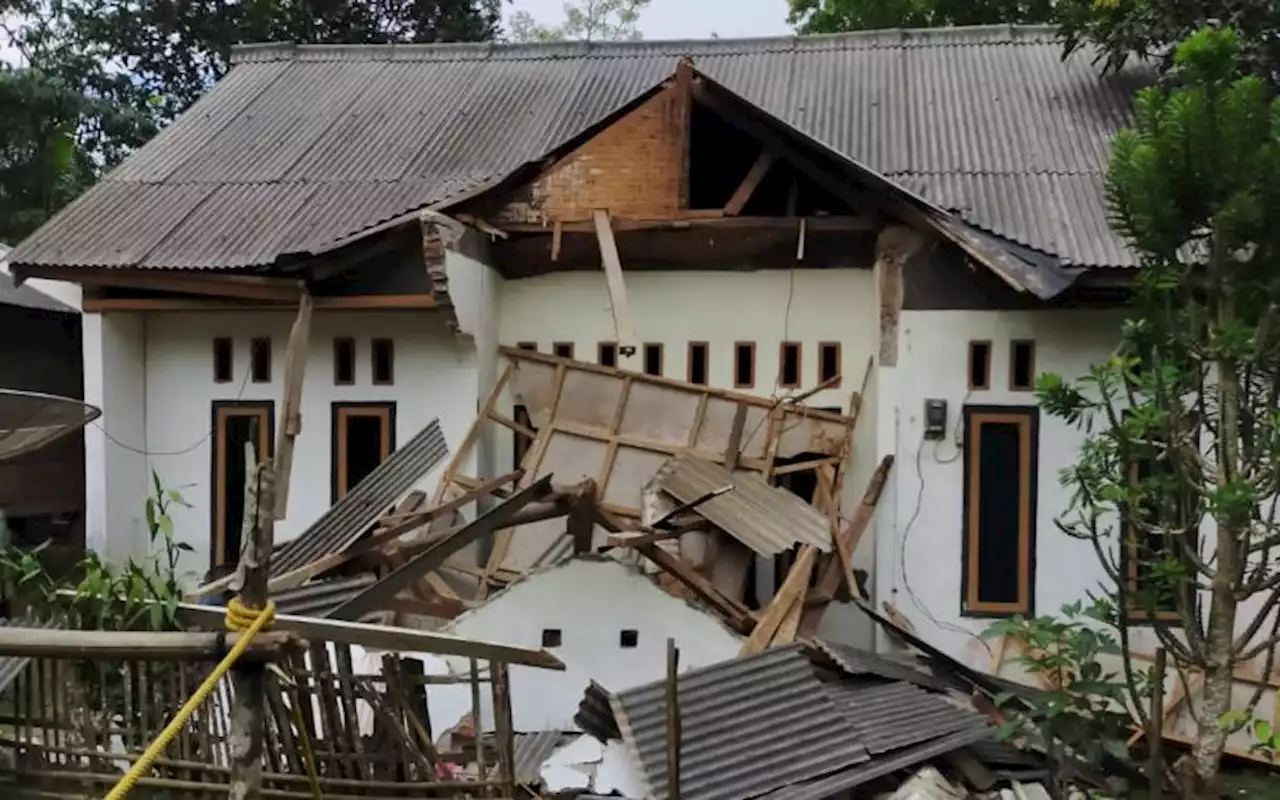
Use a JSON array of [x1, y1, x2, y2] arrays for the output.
[[490, 661, 516, 799], [469, 658, 488, 794], [666, 637, 681, 800], [229, 441, 275, 800], [1148, 648, 1167, 800]]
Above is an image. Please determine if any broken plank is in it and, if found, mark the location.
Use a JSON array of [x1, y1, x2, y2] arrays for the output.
[[273, 293, 313, 520], [811, 455, 894, 603], [741, 545, 815, 655], [723, 151, 776, 216], [592, 210, 638, 357]]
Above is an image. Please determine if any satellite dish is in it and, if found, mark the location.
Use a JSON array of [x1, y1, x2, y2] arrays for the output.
[[0, 389, 101, 461]]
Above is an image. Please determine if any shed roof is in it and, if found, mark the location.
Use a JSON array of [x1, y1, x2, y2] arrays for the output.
[[8, 26, 1147, 273]]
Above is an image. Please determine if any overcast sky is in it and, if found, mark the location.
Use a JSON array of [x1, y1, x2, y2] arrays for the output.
[[506, 0, 793, 40]]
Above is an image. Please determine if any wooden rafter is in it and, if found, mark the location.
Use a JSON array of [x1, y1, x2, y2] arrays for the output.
[[592, 210, 638, 358], [723, 151, 776, 216]]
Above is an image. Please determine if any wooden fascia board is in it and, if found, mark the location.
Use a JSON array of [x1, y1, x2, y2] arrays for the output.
[[81, 294, 438, 312], [18, 265, 305, 301]]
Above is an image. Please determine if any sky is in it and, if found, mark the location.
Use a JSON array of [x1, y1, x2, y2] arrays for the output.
[[505, 0, 794, 40]]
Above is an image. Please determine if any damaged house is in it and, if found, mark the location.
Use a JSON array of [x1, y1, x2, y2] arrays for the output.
[[15, 27, 1272, 746]]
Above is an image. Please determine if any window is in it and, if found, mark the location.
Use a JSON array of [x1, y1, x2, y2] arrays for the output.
[[734, 342, 756, 388], [250, 338, 271, 383], [517, 341, 538, 352], [779, 342, 802, 389], [818, 342, 841, 387], [211, 401, 274, 569], [1124, 424, 1199, 623], [331, 403, 395, 503], [688, 342, 709, 385], [372, 338, 394, 385], [968, 341, 991, 390], [962, 407, 1037, 617], [541, 628, 562, 648], [513, 404, 537, 470], [643, 343, 663, 376], [598, 342, 617, 367], [553, 342, 575, 359], [213, 338, 233, 384], [619, 629, 638, 648], [1010, 340, 1036, 391], [333, 338, 356, 386]]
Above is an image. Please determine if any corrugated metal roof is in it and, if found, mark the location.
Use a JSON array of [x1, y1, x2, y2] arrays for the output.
[[8, 26, 1147, 271], [822, 679, 987, 754], [811, 639, 946, 691], [610, 644, 868, 800], [270, 419, 448, 577], [576, 680, 621, 742], [653, 454, 832, 556], [512, 730, 567, 785], [272, 573, 376, 616]]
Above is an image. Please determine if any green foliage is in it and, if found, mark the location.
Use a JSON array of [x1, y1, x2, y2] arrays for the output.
[[787, 0, 1053, 34], [982, 601, 1136, 791], [1221, 710, 1280, 760], [509, 0, 649, 43], [1057, 0, 1280, 86], [0, 470, 193, 632]]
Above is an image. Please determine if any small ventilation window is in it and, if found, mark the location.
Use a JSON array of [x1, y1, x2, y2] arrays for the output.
[[818, 342, 841, 387], [968, 341, 991, 390], [688, 342, 709, 385], [517, 341, 538, 352], [213, 337, 233, 384], [643, 343, 663, 376], [598, 342, 617, 367], [333, 338, 356, 386], [1010, 340, 1036, 391], [250, 338, 271, 383], [734, 342, 756, 388], [541, 628, 562, 648], [372, 338, 394, 385], [619, 629, 638, 649], [780, 342, 801, 388], [553, 342, 575, 359]]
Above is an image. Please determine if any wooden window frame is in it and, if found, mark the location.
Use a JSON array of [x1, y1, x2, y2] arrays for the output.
[[330, 402, 396, 504], [687, 341, 710, 385], [371, 338, 395, 386], [213, 337, 234, 384], [553, 342, 575, 359], [643, 343, 664, 377], [1122, 430, 1199, 625], [734, 341, 756, 389], [210, 400, 274, 569], [961, 406, 1038, 617], [1009, 340, 1036, 392], [333, 337, 356, 386], [817, 341, 842, 388], [597, 342, 617, 367], [250, 337, 271, 383], [779, 341, 802, 389], [968, 340, 992, 390]]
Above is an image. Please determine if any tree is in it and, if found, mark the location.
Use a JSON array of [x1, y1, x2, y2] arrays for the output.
[[787, 0, 1053, 34], [1057, 0, 1280, 87], [1038, 26, 1280, 796], [509, 0, 649, 43]]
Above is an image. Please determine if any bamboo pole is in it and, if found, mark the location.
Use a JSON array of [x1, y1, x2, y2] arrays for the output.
[[0, 630, 299, 661], [666, 637, 681, 800]]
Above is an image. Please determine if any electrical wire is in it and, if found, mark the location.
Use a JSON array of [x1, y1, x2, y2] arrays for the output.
[[90, 361, 254, 457], [741, 264, 801, 447]]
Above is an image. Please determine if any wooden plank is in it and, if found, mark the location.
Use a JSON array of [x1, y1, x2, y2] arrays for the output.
[[723, 404, 748, 472], [497, 216, 877, 234], [741, 545, 815, 655], [82, 295, 439, 312], [433, 363, 513, 505], [26, 265, 306, 302], [272, 293, 313, 520], [592, 210, 638, 357], [811, 455, 894, 603], [0, 629, 299, 660], [636, 542, 754, 635], [723, 151, 776, 216]]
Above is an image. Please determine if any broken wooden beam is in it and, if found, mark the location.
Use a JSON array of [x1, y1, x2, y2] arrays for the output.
[[810, 455, 894, 603], [741, 545, 816, 655], [272, 293, 313, 520], [592, 209, 638, 357]]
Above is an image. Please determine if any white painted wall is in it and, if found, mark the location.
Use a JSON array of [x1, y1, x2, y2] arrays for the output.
[[874, 308, 1128, 667], [430, 558, 744, 732]]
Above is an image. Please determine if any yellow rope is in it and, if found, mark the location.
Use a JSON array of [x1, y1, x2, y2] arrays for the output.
[[104, 597, 277, 800], [287, 681, 325, 799]]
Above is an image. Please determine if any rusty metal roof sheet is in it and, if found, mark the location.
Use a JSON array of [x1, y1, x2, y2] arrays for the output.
[[653, 453, 832, 556], [610, 644, 868, 800], [9, 26, 1147, 271], [823, 679, 987, 754], [270, 419, 448, 577]]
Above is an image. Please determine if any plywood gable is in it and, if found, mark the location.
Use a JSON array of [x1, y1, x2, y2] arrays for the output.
[[496, 86, 687, 225]]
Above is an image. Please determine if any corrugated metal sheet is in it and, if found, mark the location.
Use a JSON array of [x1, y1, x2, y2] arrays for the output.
[[272, 573, 376, 616], [752, 727, 992, 800], [811, 639, 946, 691], [8, 26, 1146, 271], [576, 680, 621, 742], [653, 453, 831, 556], [823, 680, 987, 754], [610, 644, 868, 800], [512, 730, 566, 785], [270, 419, 448, 577]]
